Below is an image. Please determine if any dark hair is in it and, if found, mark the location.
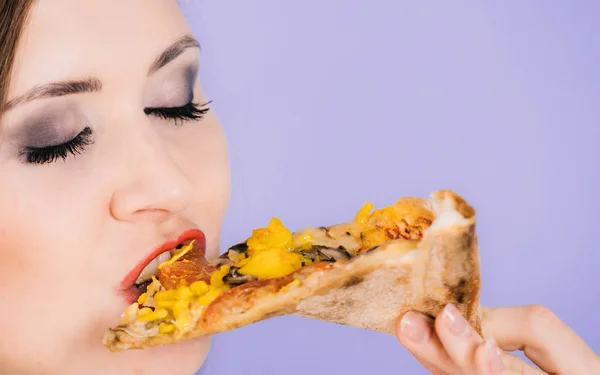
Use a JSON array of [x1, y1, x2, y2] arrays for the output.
[[0, 0, 37, 115]]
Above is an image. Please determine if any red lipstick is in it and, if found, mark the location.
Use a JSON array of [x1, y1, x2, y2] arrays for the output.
[[119, 229, 206, 299]]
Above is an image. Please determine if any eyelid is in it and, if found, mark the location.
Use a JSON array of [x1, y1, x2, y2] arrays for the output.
[[19, 126, 94, 165], [146, 63, 199, 107], [25, 127, 82, 149], [6, 101, 86, 148], [146, 86, 194, 108]]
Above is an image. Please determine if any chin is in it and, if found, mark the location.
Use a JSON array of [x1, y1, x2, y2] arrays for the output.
[[105, 335, 212, 375]]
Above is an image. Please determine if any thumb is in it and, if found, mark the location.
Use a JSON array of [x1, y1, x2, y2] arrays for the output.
[[481, 305, 599, 374]]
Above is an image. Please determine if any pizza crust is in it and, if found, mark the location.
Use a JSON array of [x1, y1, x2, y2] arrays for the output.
[[104, 190, 481, 351]]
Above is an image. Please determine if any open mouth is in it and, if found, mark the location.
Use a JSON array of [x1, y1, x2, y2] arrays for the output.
[[120, 229, 207, 301], [133, 241, 196, 294]]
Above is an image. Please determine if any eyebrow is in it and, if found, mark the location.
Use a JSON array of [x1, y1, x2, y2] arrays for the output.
[[148, 35, 200, 75], [3, 78, 101, 112], [2, 34, 201, 112]]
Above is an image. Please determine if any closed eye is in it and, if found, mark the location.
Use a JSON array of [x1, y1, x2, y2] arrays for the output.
[[20, 126, 94, 165], [144, 101, 211, 125]]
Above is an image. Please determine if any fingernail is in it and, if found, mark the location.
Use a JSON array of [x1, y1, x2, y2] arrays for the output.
[[442, 303, 468, 336], [400, 312, 431, 344], [485, 336, 504, 374]]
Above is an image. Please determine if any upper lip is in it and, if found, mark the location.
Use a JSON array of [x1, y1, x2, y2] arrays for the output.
[[119, 228, 207, 291]]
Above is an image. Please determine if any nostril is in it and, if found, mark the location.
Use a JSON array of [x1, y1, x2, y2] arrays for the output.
[[108, 149, 194, 221]]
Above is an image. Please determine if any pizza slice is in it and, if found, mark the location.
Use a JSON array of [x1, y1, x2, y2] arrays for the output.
[[103, 190, 481, 352]]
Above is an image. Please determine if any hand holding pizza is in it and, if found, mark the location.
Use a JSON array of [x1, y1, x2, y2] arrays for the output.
[[396, 304, 600, 375]]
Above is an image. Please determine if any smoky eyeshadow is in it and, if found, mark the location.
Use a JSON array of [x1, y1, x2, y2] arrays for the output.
[[184, 64, 199, 91], [182, 68, 196, 103], [149, 63, 199, 108], [15, 107, 82, 148]]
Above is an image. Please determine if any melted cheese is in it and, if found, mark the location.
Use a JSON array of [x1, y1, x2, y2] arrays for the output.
[[234, 218, 313, 280], [354, 202, 375, 225], [351, 201, 416, 249], [137, 266, 232, 332], [246, 218, 294, 254], [237, 248, 305, 279], [233, 201, 404, 279], [125, 198, 430, 335]]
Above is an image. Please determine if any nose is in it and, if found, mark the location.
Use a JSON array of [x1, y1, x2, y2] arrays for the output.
[[110, 131, 194, 222]]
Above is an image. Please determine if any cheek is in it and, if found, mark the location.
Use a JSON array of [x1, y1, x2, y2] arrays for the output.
[[176, 117, 231, 258], [0, 165, 110, 370], [0, 164, 106, 287], [0, 162, 214, 374]]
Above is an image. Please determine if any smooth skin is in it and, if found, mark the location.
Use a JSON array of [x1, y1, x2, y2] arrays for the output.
[[396, 304, 600, 374], [0, 1, 229, 374]]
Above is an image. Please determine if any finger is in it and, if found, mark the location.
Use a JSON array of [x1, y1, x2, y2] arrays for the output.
[[412, 355, 448, 375], [395, 312, 455, 375], [501, 353, 548, 375], [434, 303, 483, 373], [396, 312, 449, 375], [473, 337, 547, 375], [481, 305, 600, 374]]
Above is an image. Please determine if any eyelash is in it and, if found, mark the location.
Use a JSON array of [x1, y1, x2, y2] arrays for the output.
[[21, 100, 211, 165], [144, 101, 211, 126], [21, 126, 94, 165]]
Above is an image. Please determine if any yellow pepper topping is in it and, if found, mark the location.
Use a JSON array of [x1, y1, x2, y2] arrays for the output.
[[150, 275, 231, 314], [125, 199, 429, 334], [238, 249, 305, 279], [136, 293, 147, 305], [354, 202, 374, 225], [190, 281, 209, 295], [210, 265, 230, 288], [175, 286, 193, 300], [234, 217, 313, 280], [138, 307, 153, 317], [155, 299, 173, 310], [172, 300, 189, 316], [229, 251, 246, 264], [246, 218, 293, 255], [159, 323, 176, 334], [137, 308, 168, 322], [197, 289, 223, 306], [154, 289, 177, 303], [135, 273, 234, 332]]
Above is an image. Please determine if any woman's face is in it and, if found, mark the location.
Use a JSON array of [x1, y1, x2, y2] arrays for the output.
[[0, 1, 230, 374]]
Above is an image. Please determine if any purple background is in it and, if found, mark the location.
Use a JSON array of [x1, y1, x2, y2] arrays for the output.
[[182, 1, 600, 374]]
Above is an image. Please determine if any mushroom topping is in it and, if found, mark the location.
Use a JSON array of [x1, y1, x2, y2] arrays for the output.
[[222, 266, 258, 285], [228, 242, 249, 254], [213, 256, 233, 268], [212, 242, 353, 287], [213, 242, 250, 268], [299, 245, 352, 263]]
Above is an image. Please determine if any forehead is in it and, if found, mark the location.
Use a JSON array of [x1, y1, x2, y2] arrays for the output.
[[9, 0, 192, 99]]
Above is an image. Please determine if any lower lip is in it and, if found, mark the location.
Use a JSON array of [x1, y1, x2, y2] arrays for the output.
[[121, 287, 143, 304], [117, 229, 207, 303]]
